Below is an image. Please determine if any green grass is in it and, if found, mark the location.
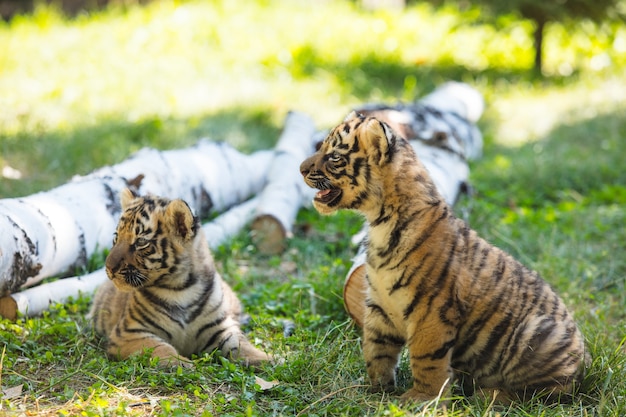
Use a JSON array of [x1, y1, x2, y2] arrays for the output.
[[1, 0, 625, 415]]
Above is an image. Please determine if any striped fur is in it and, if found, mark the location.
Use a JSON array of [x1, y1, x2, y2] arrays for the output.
[[300, 112, 589, 403], [90, 188, 271, 368]]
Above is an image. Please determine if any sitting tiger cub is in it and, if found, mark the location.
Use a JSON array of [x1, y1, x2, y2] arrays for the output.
[[300, 112, 589, 403], [90, 188, 272, 368]]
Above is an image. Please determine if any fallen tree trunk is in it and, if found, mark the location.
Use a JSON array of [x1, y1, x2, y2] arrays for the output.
[[0, 82, 485, 322], [250, 111, 318, 255], [0, 197, 263, 320], [203, 197, 261, 249], [343, 82, 485, 326], [0, 140, 273, 295]]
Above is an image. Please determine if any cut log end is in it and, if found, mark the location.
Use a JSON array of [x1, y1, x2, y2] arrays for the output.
[[250, 215, 287, 255], [343, 264, 367, 327], [0, 295, 18, 321]]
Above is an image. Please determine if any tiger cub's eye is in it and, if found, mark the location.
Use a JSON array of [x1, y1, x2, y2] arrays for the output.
[[135, 237, 150, 248], [329, 152, 342, 163]]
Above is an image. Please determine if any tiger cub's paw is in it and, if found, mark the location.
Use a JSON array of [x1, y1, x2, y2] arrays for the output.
[[368, 381, 397, 394], [267, 354, 286, 366], [155, 355, 195, 369], [240, 353, 274, 369], [149, 344, 194, 369], [366, 366, 397, 394], [399, 388, 440, 403], [230, 344, 275, 369], [398, 388, 450, 409]]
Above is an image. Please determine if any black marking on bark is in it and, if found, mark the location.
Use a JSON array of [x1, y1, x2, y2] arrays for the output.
[[103, 183, 119, 216], [198, 187, 214, 220], [4, 214, 42, 293]]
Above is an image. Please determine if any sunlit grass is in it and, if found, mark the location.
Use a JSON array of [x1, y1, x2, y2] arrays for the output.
[[1, 0, 625, 134]]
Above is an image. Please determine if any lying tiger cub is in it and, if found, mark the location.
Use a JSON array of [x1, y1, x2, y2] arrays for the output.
[[300, 111, 589, 403], [90, 188, 272, 368]]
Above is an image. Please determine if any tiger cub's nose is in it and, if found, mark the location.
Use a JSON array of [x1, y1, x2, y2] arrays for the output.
[[105, 242, 128, 276], [300, 157, 314, 177]]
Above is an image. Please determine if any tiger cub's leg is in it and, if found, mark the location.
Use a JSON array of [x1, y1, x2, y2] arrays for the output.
[[107, 327, 191, 368], [220, 330, 273, 367], [401, 323, 456, 402], [215, 283, 273, 367], [362, 305, 405, 392]]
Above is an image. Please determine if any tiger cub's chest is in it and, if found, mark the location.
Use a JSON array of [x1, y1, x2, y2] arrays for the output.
[[366, 266, 410, 332], [136, 279, 220, 338]]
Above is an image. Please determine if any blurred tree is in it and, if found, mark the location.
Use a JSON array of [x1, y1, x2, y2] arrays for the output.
[[418, 0, 626, 74], [1, 0, 151, 20]]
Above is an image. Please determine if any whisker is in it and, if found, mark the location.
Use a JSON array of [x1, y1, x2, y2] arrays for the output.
[[124, 267, 148, 288]]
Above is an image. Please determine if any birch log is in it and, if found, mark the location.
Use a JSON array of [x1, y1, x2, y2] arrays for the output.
[[343, 82, 485, 326], [0, 140, 273, 295], [0, 82, 485, 321], [250, 111, 318, 255], [0, 197, 263, 320]]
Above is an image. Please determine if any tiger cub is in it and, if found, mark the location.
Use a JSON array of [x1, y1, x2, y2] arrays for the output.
[[90, 188, 272, 368], [300, 112, 588, 403]]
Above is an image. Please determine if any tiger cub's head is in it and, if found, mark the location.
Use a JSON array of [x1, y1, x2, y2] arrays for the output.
[[105, 188, 199, 291], [300, 111, 400, 215]]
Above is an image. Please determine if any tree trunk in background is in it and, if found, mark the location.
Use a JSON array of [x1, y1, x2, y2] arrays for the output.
[[0, 141, 273, 295], [534, 18, 546, 75], [343, 82, 485, 326]]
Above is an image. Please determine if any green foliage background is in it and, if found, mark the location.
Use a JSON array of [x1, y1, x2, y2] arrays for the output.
[[0, 0, 625, 416]]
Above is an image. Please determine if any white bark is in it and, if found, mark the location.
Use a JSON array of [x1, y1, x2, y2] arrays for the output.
[[344, 83, 485, 326], [420, 81, 485, 124], [250, 111, 318, 254], [1, 270, 108, 321], [0, 140, 273, 295], [203, 197, 260, 249], [1, 197, 264, 319]]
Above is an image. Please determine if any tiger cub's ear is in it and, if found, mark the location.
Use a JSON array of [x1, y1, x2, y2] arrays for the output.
[[363, 118, 396, 166], [166, 199, 197, 241], [120, 188, 138, 211], [343, 110, 360, 122]]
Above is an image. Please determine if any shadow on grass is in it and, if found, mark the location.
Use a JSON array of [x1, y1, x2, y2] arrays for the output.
[[0, 106, 283, 198]]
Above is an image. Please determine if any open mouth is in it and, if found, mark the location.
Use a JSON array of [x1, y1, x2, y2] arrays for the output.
[[314, 188, 342, 206]]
